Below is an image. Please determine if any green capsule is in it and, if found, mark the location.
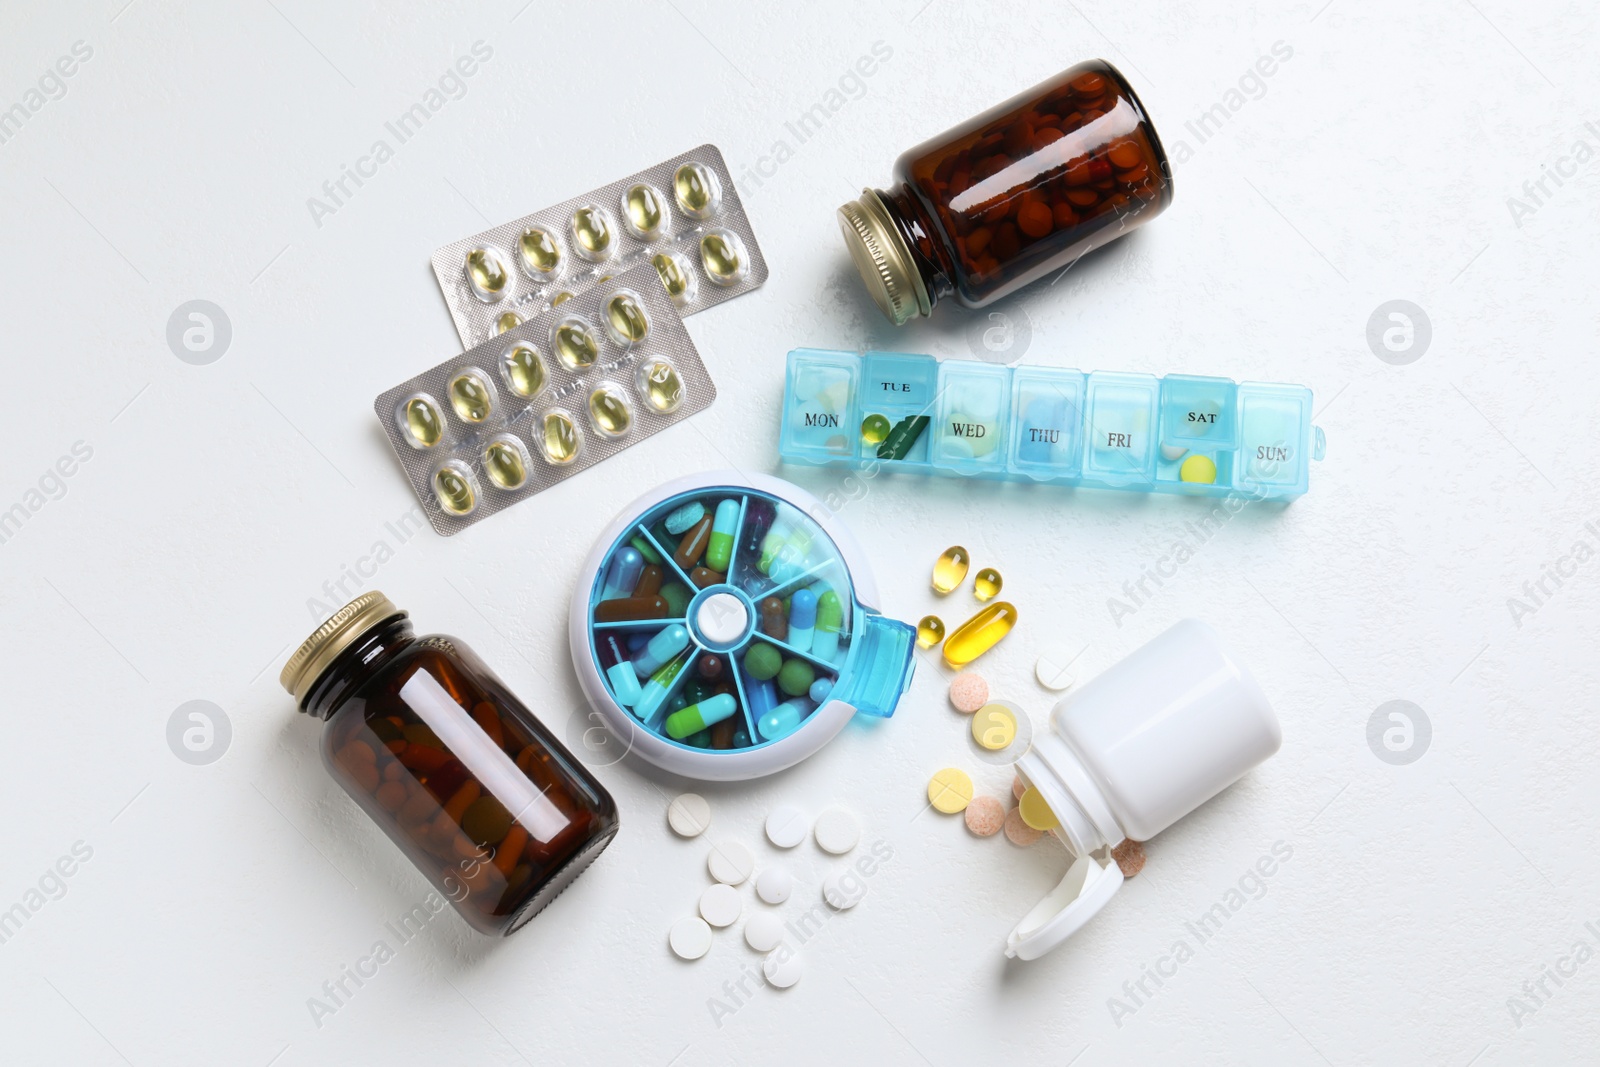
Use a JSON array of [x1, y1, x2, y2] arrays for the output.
[[878, 415, 930, 461]]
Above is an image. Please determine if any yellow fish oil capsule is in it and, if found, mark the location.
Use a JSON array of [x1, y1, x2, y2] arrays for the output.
[[464, 247, 509, 302], [448, 371, 493, 423], [571, 206, 614, 261], [519, 227, 562, 275], [551, 290, 575, 307], [542, 411, 580, 465], [640, 359, 684, 413], [396, 394, 444, 449], [699, 230, 748, 287], [554, 319, 599, 369], [932, 546, 970, 594], [973, 567, 1003, 601], [495, 311, 522, 334], [433, 463, 477, 514], [588, 387, 632, 436], [673, 161, 721, 218], [916, 614, 945, 649], [860, 414, 891, 446], [605, 291, 650, 345], [623, 183, 667, 238], [651, 252, 697, 306], [500, 343, 546, 398], [943, 601, 1018, 668], [483, 437, 529, 490]]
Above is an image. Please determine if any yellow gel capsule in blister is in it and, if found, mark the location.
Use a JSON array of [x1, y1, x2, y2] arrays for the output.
[[483, 437, 528, 490], [465, 247, 508, 301], [623, 183, 667, 238], [700, 230, 747, 286], [500, 343, 546, 399], [554, 320, 599, 369], [397, 395, 444, 449], [433, 463, 477, 514], [588, 387, 632, 437], [640, 359, 684, 413], [673, 161, 721, 218], [605, 291, 650, 345], [571, 206, 613, 260], [652, 251, 697, 306], [448, 371, 493, 423], [495, 311, 521, 334], [519, 227, 561, 275], [543, 411, 580, 465]]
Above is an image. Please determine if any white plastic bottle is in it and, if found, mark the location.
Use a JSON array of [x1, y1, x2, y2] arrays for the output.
[[1006, 619, 1282, 959]]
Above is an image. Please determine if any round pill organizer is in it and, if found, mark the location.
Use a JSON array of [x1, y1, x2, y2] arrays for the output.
[[569, 471, 916, 780]]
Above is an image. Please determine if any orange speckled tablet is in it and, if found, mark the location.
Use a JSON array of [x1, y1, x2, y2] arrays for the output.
[[1113, 838, 1147, 878], [964, 796, 1005, 836], [948, 672, 989, 713], [1003, 806, 1043, 846]]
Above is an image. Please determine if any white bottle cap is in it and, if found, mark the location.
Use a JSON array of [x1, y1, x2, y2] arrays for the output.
[[1004, 847, 1121, 960]]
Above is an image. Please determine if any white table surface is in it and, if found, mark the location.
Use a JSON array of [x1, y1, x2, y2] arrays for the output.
[[2, 2, 1596, 1064]]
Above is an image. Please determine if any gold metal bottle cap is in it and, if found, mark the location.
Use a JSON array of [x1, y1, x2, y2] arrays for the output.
[[279, 590, 404, 706], [836, 189, 931, 326]]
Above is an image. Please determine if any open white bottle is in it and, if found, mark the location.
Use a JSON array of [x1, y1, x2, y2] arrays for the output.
[[1007, 619, 1282, 960]]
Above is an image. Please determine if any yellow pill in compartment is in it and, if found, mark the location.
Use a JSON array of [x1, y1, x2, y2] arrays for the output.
[[927, 767, 973, 814], [542, 411, 580, 465], [860, 413, 891, 446], [973, 567, 1003, 602], [971, 703, 1016, 751], [943, 601, 1018, 668], [1179, 454, 1217, 484]]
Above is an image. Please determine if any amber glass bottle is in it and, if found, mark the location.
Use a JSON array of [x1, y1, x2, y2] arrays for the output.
[[280, 591, 618, 936], [838, 59, 1173, 325]]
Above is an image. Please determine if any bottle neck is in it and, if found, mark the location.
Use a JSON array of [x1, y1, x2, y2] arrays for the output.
[[875, 184, 955, 311], [1016, 733, 1127, 854], [300, 615, 415, 721]]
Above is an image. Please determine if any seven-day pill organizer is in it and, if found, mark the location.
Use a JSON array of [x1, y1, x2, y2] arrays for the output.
[[779, 349, 1326, 500], [568, 473, 917, 781]]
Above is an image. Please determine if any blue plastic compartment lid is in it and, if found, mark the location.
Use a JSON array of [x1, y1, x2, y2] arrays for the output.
[[831, 610, 916, 717]]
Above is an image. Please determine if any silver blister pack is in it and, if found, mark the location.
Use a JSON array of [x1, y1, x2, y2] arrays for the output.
[[431, 144, 767, 349], [377, 266, 715, 536]]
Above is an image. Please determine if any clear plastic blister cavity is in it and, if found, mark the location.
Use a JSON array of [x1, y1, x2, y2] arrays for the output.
[[432, 145, 768, 349], [780, 349, 1325, 500], [375, 266, 716, 535]]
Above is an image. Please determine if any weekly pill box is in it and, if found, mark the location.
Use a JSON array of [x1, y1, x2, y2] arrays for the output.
[[375, 266, 714, 536], [779, 349, 1325, 500], [431, 144, 768, 349]]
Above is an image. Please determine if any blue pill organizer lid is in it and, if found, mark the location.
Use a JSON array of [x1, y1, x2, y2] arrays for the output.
[[568, 471, 916, 781]]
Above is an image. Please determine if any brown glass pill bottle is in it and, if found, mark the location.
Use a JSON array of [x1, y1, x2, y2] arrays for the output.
[[838, 59, 1173, 325], [280, 591, 618, 936]]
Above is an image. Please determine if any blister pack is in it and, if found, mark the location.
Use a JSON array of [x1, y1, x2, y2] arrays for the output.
[[431, 144, 767, 349], [377, 266, 715, 535]]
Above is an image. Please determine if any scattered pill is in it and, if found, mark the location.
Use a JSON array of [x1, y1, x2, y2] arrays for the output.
[[948, 672, 989, 713], [813, 808, 860, 855], [971, 703, 1018, 750], [1018, 787, 1061, 831], [1003, 806, 1043, 847], [707, 841, 755, 885], [756, 865, 793, 905], [964, 795, 1006, 836], [822, 867, 868, 910], [916, 614, 946, 649], [667, 793, 712, 838], [943, 601, 1018, 668], [973, 567, 1003, 601], [932, 545, 970, 594], [766, 805, 809, 849], [928, 767, 974, 814], [1034, 648, 1078, 691], [669, 915, 713, 960], [763, 945, 803, 988], [1113, 838, 1147, 877], [700, 882, 743, 928], [745, 912, 785, 952]]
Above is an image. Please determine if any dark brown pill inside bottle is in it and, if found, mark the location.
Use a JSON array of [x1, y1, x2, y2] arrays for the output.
[[281, 591, 618, 936], [838, 58, 1173, 324]]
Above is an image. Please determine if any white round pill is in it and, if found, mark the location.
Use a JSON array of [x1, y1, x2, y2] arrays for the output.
[[667, 793, 711, 838], [822, 867, 868, 910], [813, 808, 860, 855], [699, 882, 742, 928], [744, 911, 784, 952], [1160, 442, 1188, 462], [1035, 649, 1078, 691], [762, 945, 803, 988], [707, 840, 755, 885], [765, 805, 808, 849], [669, 915, 713, 960], [755, 864, 793, 905]]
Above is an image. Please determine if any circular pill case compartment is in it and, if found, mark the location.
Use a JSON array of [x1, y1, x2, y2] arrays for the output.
[[569, 471, 914, 781], [394, 391, 448, 450]]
